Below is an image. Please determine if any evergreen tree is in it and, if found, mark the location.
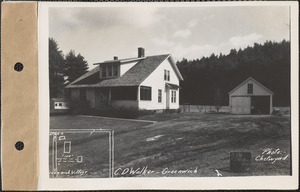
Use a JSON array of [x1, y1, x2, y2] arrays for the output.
[[49, 38, 65, 98], [64, 50, 89, 84], [177, 40, 290, 107]]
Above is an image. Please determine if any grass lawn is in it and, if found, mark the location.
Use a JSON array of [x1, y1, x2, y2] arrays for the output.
[[50, 113, 291, 178]]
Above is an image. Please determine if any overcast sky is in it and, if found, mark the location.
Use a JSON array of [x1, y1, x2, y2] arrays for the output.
[[49, 6, 289, 69]]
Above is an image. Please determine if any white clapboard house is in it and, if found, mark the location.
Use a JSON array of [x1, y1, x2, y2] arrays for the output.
[[65, 48, 183, 110], [229, 77, 274, 115]]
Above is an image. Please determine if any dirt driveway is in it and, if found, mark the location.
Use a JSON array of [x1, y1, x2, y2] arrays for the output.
[[50, 113, 291, 177]]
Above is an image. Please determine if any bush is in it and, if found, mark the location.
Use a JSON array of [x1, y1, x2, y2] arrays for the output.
[[272, 108, 282, 116], [84, 107, 156, 119], [69, 104, 183, 119], [136, 108, 156, 117], [163, 108, 181, 114], [69, 101, 90, 114], [50, 109, 70, 116]]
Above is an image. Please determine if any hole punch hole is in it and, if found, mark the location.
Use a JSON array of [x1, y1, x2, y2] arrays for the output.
[[14, 62, 24, 72], [15, 141, 24, 151]]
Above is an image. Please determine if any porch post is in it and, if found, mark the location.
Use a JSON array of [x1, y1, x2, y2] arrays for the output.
[[229, 96, 232, 114], [108, 88, 111, 106], [137, 86, 140, 109], [270, 95, 273, 114], [137, 86, 140, 101]]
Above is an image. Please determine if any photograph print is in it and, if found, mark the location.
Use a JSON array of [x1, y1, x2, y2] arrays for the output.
[[48, 4, 292, 178]]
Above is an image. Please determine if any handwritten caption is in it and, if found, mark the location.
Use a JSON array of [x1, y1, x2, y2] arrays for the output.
[[255, 148, 289, 164], [114, 166, 199, 176], [50, 169, 88, 176]]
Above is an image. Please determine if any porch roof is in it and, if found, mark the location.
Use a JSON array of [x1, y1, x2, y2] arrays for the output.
[[166, 83, 180, 90]]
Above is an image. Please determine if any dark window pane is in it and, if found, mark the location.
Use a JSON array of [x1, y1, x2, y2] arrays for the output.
[[140, 86, 151, 101], [102, 66, 106, 77], [171, 90, 176, 103], [248, 83, 253, 94], [113, 64, 118, 76], [174, 91, 176, 103], [108, 65, 112, 76], [111, 87, 137, 100], [164, 70, 170, 81], [158, 89, 162, 103]]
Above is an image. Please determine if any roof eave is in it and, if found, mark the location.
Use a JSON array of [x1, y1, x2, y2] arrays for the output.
[[168, 55, 184, 81], [93, 57, 146, 65], [228, 77, 274, 95]]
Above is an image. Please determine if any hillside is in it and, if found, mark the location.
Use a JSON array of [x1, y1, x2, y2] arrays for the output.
[[50, 114, 291, 177], [177, 40, 290, 106]]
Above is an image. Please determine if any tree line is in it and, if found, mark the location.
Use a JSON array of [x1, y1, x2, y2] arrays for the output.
[[50, 38, 290, 107], [177, 40, 290, 107], [49, 38, 88, 98]]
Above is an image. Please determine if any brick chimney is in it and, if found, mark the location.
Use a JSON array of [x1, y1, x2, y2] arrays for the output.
[[138, 47, 145, 58], [113, 56, 118, 60]]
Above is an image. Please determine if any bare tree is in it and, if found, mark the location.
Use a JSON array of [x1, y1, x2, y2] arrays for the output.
[[213, 87, 223, 113]]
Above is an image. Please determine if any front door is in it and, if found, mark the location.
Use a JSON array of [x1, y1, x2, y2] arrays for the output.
[[166, 89, 170, 109]]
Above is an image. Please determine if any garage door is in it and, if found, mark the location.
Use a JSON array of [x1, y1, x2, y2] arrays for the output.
[[231, 96, 251, 114], [251, 96, 270, 114]]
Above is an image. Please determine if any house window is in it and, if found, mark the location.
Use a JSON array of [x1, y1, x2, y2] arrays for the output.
[[247, 83, 253, 94], [102, 65, 107, 77], [111, 87, 137, 100], [59, 103, 62, 106], [140, 86, 152, 101], [158, 89, 162, 103], [164, 70, 170, 81], [171, 90, 176, 103], [55, 103, 58, 107], [113, 64, 118, 76], [108, 65, 113, 77]]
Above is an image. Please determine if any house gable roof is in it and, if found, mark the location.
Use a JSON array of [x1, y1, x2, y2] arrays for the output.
[[66, 54, 183, 88], [67, 65, 100, 86], [94, 57, 145, 65], [228, 77, 274, 95]]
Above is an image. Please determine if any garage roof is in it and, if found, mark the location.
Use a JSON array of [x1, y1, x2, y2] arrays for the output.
[[228, 77, 274, 95]]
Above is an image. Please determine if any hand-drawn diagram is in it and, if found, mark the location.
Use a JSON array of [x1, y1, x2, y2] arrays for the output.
[[49, 129, 114, 178]]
